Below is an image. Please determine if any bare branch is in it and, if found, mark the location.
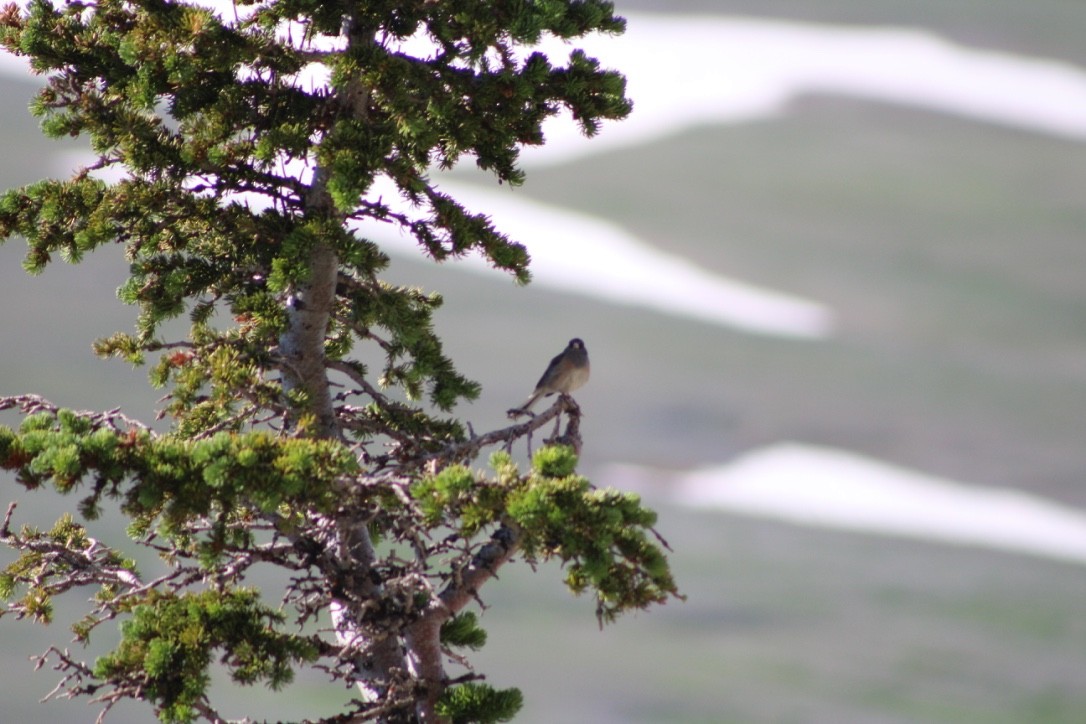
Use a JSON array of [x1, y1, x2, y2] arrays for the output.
[[0, 394, 150, 432], [439, 524, 521, 616], [416, 394, 584, 472], [0, 506, 147, 618]]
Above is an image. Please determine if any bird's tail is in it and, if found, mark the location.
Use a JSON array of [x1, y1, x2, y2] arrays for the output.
[[507, 390, 544, 418]]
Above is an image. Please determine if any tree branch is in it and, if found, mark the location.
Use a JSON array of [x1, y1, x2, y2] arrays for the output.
[[439, 524, 521, 616], [0, 503, 146, 621], [418, 394, 584, 471], [0, 394, 149, 433]]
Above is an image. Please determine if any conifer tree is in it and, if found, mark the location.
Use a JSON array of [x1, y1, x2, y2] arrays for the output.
[[0, 1, 679, 722]]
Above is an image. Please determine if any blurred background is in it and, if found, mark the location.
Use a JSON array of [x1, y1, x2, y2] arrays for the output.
[[3, 2, 1086, 722]]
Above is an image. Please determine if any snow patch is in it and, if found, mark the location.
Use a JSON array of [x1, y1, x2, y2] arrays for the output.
[[607, 444, 1086, 564]]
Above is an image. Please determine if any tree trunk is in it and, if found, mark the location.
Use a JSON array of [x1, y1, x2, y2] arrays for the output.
[[273, 15, 451, 719]]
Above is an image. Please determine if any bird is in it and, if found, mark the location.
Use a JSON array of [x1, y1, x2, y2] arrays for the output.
[[508, 338, 590, 418]]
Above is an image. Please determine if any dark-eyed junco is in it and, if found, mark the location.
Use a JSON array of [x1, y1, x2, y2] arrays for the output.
[[508, 338, 590, 418]]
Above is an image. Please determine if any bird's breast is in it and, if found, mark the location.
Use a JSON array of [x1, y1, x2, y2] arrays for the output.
[[565, 363, 590, 392]]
